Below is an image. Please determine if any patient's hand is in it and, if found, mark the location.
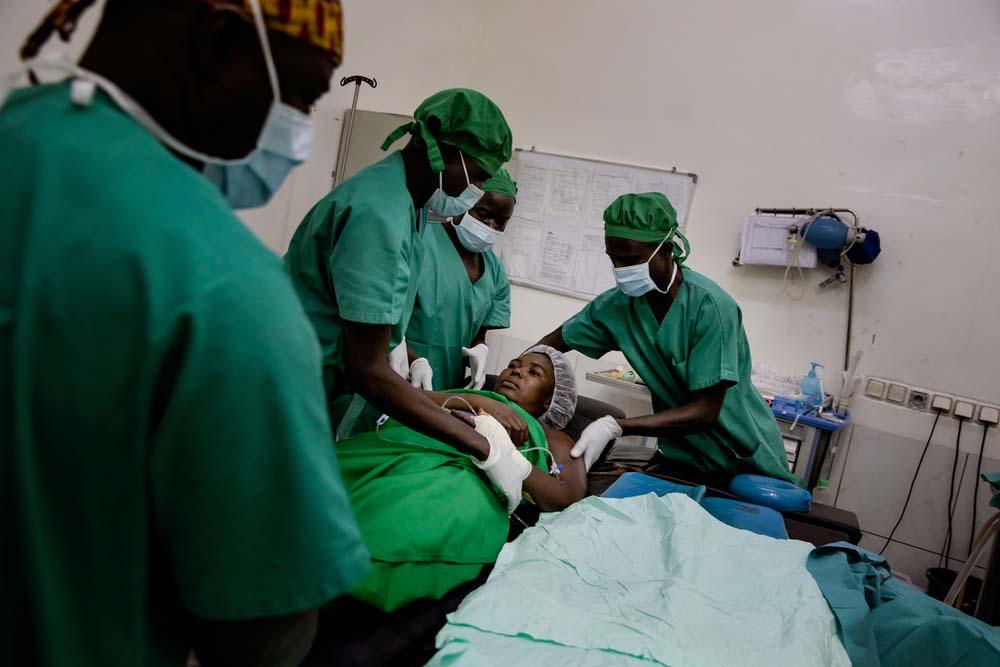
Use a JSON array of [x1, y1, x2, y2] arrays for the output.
[[464, 395, 529, 446]]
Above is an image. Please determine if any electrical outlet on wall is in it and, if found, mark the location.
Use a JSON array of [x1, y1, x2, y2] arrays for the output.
[[954, 401, 975, 420], [980, 406, 1000, 425], [931, 395, 953, 413], [886, 383, 908, 404], [864, 378, 887, 400], [907, 390, 929, 412]]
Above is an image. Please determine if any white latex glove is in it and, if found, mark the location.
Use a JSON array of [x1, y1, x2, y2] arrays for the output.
[[462, 343, 489, 390], [409, 357, 434, 390], [570, 415, 623, 471], [471, 414, 532, 513], [388, 338, 409, 379]]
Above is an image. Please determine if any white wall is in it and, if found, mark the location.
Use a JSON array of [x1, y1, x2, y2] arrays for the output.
[[479, 0, 1000, 399]]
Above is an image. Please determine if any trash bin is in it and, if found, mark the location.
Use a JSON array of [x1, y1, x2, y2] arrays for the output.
[[926, 567, 981, 614]]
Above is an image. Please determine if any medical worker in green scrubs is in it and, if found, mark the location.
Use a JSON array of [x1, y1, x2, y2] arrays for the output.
[[285, 89, 531, 497], [2, 1, 368, 665], [405, 169, 516, 391], [539, 193, 799, 487]]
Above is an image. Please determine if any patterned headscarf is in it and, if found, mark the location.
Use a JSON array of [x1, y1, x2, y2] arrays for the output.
[[20, 1, 343, 66], [206, 0, 344, 64]]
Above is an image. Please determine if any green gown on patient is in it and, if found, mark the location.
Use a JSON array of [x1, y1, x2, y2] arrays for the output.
[[336, 391, 549, 612]]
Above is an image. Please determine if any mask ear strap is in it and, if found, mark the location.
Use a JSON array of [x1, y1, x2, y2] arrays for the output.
[[246, 0, 281, 106], [459, 151, 470, 184], [651, 258, 679, 294], [646, 233, 671, 263]]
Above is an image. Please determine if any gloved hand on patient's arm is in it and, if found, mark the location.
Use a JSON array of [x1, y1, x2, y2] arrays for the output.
[[471, 413, 532, 514], [463, 343, 489, 390], [388, 338, 409, 379], [409, 357, 434, 390], [571, 415, 622, 471]]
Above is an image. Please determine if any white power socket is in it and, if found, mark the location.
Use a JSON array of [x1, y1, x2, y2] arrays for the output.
[[954, 400, 975, 420], [860, 377, 997, 423], [886, 383, 908, 404], [864, 378, 887, 400], [931, 395, 953, 413]]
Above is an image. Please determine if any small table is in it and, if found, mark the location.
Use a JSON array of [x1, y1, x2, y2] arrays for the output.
[[771, 406, 850, 490], [584, 371, 651, 398]]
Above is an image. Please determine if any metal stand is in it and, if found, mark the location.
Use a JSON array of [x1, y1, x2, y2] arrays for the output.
[[332, 75, 376, 187]]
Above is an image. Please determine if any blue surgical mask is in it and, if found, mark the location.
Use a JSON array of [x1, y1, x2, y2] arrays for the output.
[[203, 102, 314, 209], [425, 152, 484, 217], [454, 211, 502, 253], [614, 237, 678, 297]]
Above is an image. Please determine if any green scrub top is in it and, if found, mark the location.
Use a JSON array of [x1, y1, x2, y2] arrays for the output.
[[406, 223, 511, 390], [562, 268, 799, 485], [285, 151, 426, 408], [0, 83, 370, 666]]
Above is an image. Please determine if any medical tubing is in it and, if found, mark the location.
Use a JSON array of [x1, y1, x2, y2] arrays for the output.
[[374, 420, 415, 446], [945, 512, 1000, 607], [940, 418, 964, 569], [518, 446, 557, 475], [880, 411, 941, 555], [782, 238, 805, 301], [441, 395, 477, 415], [970, 425, 989, 558], [373, 396, 478, 446]]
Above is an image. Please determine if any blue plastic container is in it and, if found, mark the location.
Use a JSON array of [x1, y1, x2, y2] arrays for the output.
[[728, 474, 812, 512], [602, 472, 706, 504], [701, 497, 789, 540]]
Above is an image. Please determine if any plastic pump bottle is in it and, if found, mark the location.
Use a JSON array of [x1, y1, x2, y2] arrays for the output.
[[800, 362, 824, 408]]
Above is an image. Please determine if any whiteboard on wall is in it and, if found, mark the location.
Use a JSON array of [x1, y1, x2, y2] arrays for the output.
[[498, 149, 697, 301]]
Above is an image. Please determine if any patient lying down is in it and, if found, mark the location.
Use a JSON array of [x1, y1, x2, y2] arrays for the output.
[[335, 345, 587, 611]]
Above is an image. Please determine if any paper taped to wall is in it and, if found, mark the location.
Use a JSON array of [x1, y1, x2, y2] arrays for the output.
[[499, 149, 697, 300], [738, 215, 818, 268]]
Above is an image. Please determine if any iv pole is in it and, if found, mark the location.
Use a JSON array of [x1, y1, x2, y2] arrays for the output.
[[332, 74, 376, 187]]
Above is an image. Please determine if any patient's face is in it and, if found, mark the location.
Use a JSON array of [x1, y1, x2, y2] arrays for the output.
[[496, 353, 555, 418]]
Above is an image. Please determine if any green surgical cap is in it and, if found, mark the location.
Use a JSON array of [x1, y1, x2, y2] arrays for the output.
[[604, 192, 690, 263], [381, 88, 512, 175], [482, 168, 517, 199]]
